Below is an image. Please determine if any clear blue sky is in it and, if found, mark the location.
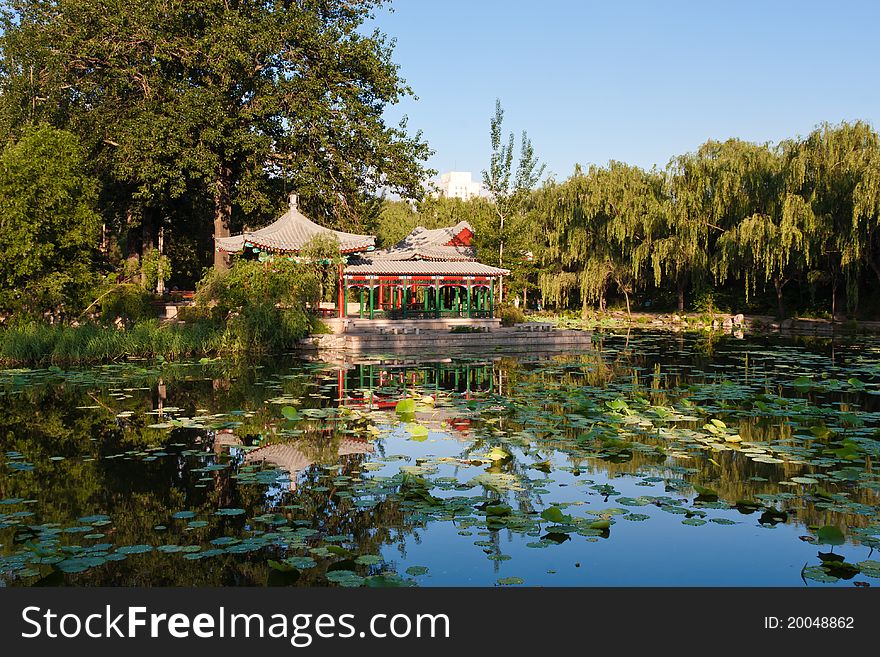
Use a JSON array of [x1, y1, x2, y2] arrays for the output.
[[370, 0, 880, 182]]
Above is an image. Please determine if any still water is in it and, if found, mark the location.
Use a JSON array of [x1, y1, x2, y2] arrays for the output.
[[1, 330, 879, 586]]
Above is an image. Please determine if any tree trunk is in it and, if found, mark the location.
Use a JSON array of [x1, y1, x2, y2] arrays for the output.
[[615, 275, 631, 318], [869, 256, 880, 286], [213, 166, 233, 271], [523, 286, 528, 310], [677, 275, 686, 313], [125, 207, 140, 275], [831, 278, 837, 319], [773, 276, 785, 320], [140, 208, 154, 286], [157, 227, 165, 296]]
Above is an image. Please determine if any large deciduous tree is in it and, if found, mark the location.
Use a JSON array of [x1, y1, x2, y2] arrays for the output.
[[481, 99, 544, 300], [540, 162, 660, 316], [0, 0, 432, 272], [0, 124, 102, 318], [789, 121, 880, 314]]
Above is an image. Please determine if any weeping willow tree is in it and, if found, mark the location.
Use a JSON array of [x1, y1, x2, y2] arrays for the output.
[[853, 147, 880, 286], [633, 165, 706, 312], [787, 121, 880, 314], [712, 141, 817, 319], [539, 162, 660, 316]]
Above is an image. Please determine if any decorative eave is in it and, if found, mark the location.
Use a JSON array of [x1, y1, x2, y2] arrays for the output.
[[344, 260, 510, 277], [215, 193, 375, 254]]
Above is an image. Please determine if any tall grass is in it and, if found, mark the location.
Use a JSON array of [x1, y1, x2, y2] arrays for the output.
[[0, 321, 222, 364], [0, 312, 319, 365]]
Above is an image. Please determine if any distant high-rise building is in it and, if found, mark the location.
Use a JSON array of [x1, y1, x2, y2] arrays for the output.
[[436, 171, 482, 200]]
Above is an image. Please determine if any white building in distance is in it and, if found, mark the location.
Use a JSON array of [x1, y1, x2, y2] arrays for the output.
[[436, 171, 483, 200]]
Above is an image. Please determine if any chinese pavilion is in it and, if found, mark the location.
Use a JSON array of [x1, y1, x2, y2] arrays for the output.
[[343, 221, 508, 319], [215, 194, 508, 321]]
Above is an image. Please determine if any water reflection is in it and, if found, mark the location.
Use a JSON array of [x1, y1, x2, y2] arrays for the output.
[[1, 332, 879, 586]]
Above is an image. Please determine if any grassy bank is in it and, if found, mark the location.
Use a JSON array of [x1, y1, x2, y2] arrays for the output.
[[0, 313, 325, 365], [0, 321, 223, 365]]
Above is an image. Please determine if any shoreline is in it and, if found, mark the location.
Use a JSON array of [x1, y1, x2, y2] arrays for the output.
[[533, 311, 880, 336], [2, 312, 878, 366]]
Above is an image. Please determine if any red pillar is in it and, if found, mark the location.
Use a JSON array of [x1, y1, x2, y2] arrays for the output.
[[337, 265, 344, 318], [379, 282, 384, 309]]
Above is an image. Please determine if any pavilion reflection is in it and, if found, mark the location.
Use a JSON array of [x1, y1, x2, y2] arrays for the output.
[[334, 358, 497, 409], [244, 439, 375, 491]]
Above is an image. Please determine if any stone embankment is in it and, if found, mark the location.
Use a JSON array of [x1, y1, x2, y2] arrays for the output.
[[602, 311, 880, 336], [300, 319, 594, 355]]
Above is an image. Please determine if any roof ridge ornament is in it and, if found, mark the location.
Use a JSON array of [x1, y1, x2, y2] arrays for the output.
[[288, 192, 298, 210]]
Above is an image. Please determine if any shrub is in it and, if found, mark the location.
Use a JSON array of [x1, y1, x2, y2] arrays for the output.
[[194, 255, 325, 350], [499, 304, 526, 327], [99, 285, 155, 324], [221, 304, 311, 353]]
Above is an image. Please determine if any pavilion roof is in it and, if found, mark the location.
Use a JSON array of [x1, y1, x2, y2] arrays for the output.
[[344, 220, 508, 277], [368, 221, 476, 262], [215, 194, 375, 254], [344, 260, 509, 277]]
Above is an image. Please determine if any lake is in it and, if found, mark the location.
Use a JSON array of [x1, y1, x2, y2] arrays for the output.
[[1, 330, 879, 587]]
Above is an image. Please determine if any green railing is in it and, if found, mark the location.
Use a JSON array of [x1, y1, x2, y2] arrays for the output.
[[358, 308, 493, 320]]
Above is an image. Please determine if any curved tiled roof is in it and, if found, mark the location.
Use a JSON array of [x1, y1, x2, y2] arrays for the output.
[[368, 221, 475, 262], [344, 220, 507, 277], [215, 195, 375, 254], [345, 260, 509, 277]]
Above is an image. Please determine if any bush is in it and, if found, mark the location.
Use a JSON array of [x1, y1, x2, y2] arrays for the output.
[[0, 125, 102, 319], [175, 305, 214, 323], [194, 256, 325, 350], [499, 304, 526, 327], [99, 285, 155, 324], [221, 304, 311, 353]]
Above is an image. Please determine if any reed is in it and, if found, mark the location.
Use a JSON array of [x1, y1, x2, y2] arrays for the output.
[[0, 313, 319, 365]]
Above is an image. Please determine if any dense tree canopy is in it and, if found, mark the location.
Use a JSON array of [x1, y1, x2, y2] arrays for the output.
[[2, 3, 880, 323], [0, 0, 432, 273], [0, 124, 101, 318], [402, 122, 880, 321], [531, 125, 880, 319]]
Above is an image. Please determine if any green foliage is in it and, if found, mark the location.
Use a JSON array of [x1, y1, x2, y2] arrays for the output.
[[374, 198, 490, 248], [0, 320, 223, 364], [99, 284, 155, 324], [299, 233, 343, 304], [140, 249, 172, 291], [221, 304, 311, 354], [0, 0, 433, 271], [0, 124, 101, 318], [194, 257, 322, 352], [539, 162, 661, 316], [532, 123, 880, 319], [499, 304, 526, 327], [195, 259, 319, 319], [481, 99, 545, 285]]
